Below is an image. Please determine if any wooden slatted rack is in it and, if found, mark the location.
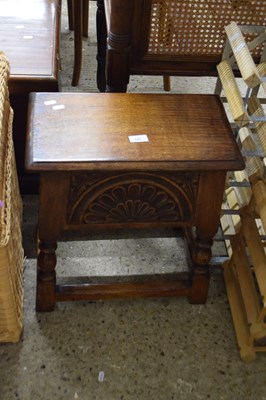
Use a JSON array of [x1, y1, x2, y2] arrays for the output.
[[216, 22, 266, 361]]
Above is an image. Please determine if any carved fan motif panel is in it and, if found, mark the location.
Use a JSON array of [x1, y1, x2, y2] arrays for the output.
[[67, 172, 199, 226], [148, 0, 266, 56]]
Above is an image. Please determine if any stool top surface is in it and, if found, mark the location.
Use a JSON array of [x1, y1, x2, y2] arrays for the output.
[[26, 92, 244, 172]]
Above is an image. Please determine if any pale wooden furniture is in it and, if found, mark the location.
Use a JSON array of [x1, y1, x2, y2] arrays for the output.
[[0, 0, 61, 193], [218, 23, 266, 362], [96, 0, 266, 92], [0, 52, 24, 342], [25, 92, 243, 311]]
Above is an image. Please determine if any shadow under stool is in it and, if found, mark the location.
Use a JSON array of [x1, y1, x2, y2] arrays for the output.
[[25, 92, 244, 312]]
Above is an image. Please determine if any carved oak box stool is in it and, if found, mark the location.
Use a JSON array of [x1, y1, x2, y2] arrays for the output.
[[25, 93, 244, 311]]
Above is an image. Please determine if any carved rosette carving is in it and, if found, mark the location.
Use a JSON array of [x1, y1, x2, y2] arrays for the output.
[[67, 172, 199, 225]]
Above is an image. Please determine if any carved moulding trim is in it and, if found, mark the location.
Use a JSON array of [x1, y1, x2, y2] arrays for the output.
[[67, 172, 199, 225]]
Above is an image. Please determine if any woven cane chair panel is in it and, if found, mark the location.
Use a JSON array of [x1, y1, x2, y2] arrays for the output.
[[148, 0, 266, 57]]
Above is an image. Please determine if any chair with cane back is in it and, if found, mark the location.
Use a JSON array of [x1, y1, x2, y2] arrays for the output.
[[96, 0, 266, 92]]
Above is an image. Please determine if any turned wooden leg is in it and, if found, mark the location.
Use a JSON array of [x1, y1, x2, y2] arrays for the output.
[[36, 173, 69, 311], [97, 0, 132, 93], [36, 240, 57, 311], [192, 235, 213, 267], [188, 170, 227, 303], [105, 0, 132, 92], [189, 234, 212, 304]]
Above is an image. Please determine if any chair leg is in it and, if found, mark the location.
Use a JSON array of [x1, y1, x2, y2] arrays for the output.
[[163, 75, 171, 91], [71, 0, 89, 86], [96, 0, 107, 92], [83, 0, 89, 38], [72, 0, 83, 86], [67, 0, 88, 36], [67, 0, 74, 31]]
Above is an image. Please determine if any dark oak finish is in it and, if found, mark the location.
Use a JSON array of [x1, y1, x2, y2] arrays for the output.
[[96, 0, 266, 92], [25, 92, 244, 311], [67, 0, 89, 86], [0, 0, 61, 193], [0, 0, 60, 95]]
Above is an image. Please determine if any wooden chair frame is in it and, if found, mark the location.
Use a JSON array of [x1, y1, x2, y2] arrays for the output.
[[96, 0, 266, 92]]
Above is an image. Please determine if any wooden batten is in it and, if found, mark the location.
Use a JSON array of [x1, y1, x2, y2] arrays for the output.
[[257, 62, 266, 94], [238, 127, 264, 181], [224, 186, 241, 230], [220, 214, 233, 256], [232, 170, 252, 207], [253, 180, 266, 234], [217, 60, 249, 127], [241, 209, 266, 302], [220, 199, 236, 257], [248, 95, 266, 154], [249, 321, 266, 341], [231, 235, 261, 325], [223, 260, 256, 362], [225, 22, 261, 88], [220, 23, 266, 362]]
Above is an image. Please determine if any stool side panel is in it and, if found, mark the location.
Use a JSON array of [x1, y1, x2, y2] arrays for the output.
[[66, 171, 199, 227]]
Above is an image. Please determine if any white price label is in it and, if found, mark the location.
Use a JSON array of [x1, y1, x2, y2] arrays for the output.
[[44, 100, 57, 106], [128, 134, 149, 143], [52, 104, 65, 110]]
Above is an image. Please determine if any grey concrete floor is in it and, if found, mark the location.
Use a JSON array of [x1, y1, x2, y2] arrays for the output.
[[1, 1, 266, 399]]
